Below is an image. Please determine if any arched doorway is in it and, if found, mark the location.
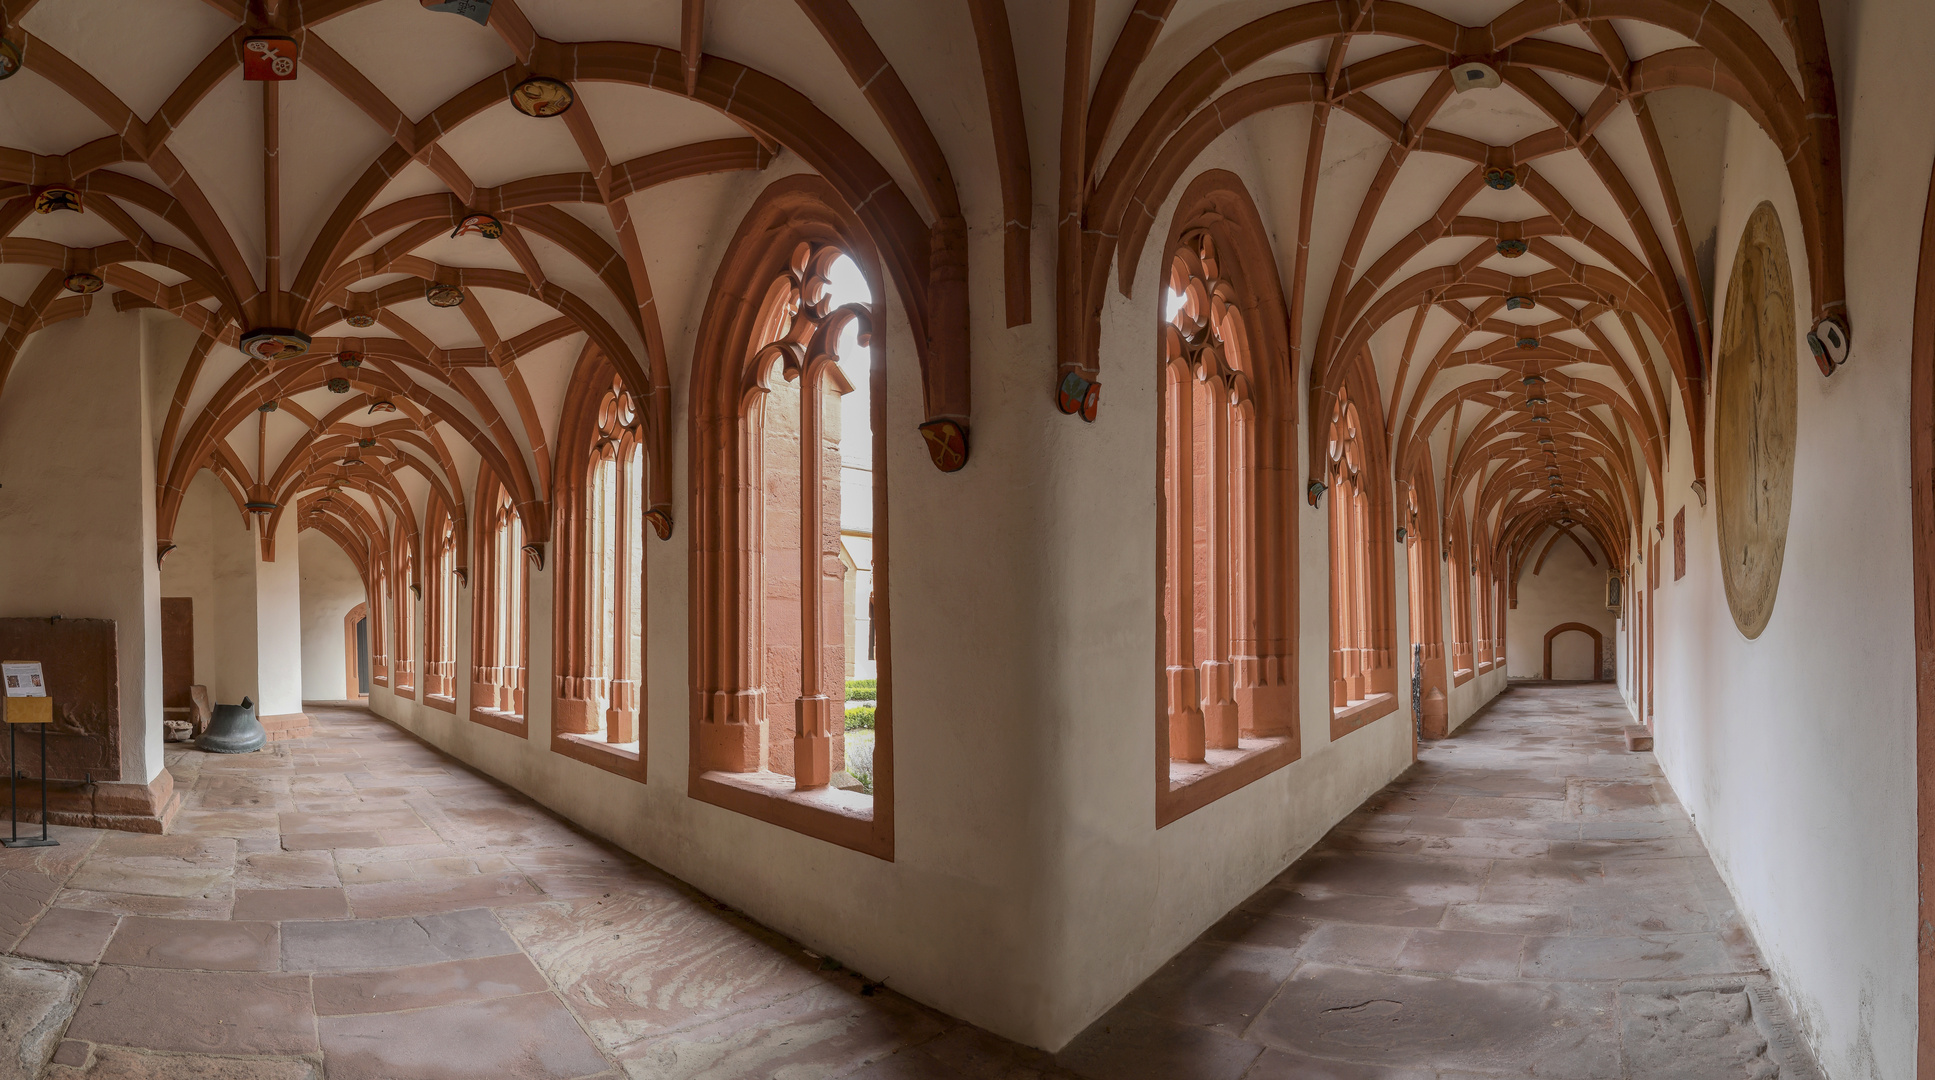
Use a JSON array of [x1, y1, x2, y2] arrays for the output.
[[1541, 622, 1604, 681], [343, 603, 369, 700]]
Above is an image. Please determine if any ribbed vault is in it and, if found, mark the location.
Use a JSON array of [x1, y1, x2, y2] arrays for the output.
[[1062, 0, 1844, 584], [0, 0, 980, 590]]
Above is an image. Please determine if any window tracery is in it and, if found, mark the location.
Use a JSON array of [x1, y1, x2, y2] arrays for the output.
[[423, 509, 458, 711], [555, 373, 648, 764], [1448, 507, 1475, 683], [1327, 382, 1397, 733], [1161, 233, 1255, 761], [688, 180, 893, 857], [391, 530, 416, 697], [371, 563, 390, 688], [738, 244, 867, 791], [470, 479, 527, 733], [1151, 176, 1300, 826], [1403, 470, 1449, 738]]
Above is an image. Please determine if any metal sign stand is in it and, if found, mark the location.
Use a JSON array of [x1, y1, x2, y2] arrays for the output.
[[2, 665, 57, 849], [4, 716, 55, 848]]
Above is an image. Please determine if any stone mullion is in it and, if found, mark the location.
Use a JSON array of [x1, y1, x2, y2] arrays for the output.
[[553, 460, 604, 736], [1164, 362, 1205, 763], [1349, 484, 1370, 703], [1199, 374, 1237, 751], [605, 445, 639, 745], [792, 357, 840, 790]]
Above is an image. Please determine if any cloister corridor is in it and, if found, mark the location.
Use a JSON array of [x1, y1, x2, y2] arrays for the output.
[[0, 687, 1817, 1080]]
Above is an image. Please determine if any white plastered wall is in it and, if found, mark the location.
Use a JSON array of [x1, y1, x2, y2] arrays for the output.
[[254, 512, 303, 718], [1646, 2, 1922, 1074], [298, 530, 365, 701], [160, 472, 261, 707], [160, 473, 306, 717], [1507, 535, 1616, 680], [0, 311, 163, 784]]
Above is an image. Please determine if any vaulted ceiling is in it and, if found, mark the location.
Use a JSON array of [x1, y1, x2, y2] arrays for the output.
[[0, 0, 987, 577], [1066, 0, 1843, 576], [0, 0, 1842, 587]]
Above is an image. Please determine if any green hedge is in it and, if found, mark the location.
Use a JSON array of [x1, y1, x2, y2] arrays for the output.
[[844, 705, 875, 731], [845, 679, 877, 702]]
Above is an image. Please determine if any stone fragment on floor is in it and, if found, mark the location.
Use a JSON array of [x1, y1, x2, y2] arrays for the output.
[[0, 953, 83, 1080]]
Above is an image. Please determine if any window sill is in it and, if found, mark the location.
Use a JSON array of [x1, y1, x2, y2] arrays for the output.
[[1452, 667, 1474, 687], [372, 676, 388, 688], [469, 707, 528, 737], [1158, 733, 1300, 828], [1477, 661, 1493, 674], [394, 684, 416, 700], [1331, 691, 1397, 741], [425, 693, 456, 714], [692, 768, 891, 860], [551, 730, 645, 782]]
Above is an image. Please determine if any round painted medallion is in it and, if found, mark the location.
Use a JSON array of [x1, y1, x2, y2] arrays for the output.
[[241, 327, 312, 361], [33, 187, 82, 214], [426, 282, 464, 308], [452, 212, 503, 240], [63, 272, 103, 294], [1714, 202, 1798, 639], [510, 76, 574, 118]]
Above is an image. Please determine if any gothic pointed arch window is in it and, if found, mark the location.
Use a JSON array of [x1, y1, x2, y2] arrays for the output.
[[391, 526, 417, 699], [423, 501, 459, 713], [470, 474, 527, 735], [552, 367, 652, 779], [1474, 519, 1498, 673], [371, 560, 391, 688], [1403, 464, 1449, 737], [688, 177, 892, 857], [1326, 378, 1398, 738], [1154, 172, 1299, 826], [1447, 505, 1476, 684]]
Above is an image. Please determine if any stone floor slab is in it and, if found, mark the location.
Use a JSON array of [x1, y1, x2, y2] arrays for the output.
[[613, 980, 946, 1080], [100, 916, 278, 971], [63, 967, 317, 1055], [497, 892, 831, 1049], [280, 907, 516, 971], [232, 888, 348, 922], [317, 991, 609, 1080], [41, 1046, 323, 1079], [311, 952, 550, 1016], [13, 906, 120, 964], [1054, 1012, 1262, 1080]]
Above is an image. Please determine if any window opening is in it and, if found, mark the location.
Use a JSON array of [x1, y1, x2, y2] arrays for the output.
[[472, 483, 527, 723]]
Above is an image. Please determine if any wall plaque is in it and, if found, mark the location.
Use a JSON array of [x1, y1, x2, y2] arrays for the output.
[[0, 619, 120, 781], [1713, 202, 1797, 639]]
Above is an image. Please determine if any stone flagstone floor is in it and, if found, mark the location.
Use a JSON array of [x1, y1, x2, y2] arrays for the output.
[[0, 687, 1821, 1079], [1058, 683, 1823, 1079]]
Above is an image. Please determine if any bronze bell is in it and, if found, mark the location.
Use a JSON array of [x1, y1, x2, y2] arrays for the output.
[[196, 696, 267, 755]]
